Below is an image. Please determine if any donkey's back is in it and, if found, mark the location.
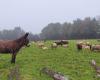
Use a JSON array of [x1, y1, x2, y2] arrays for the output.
[[0, 40, 17, 53]]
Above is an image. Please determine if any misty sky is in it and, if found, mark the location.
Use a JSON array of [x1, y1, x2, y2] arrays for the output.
[[0, 0, 99, 34]]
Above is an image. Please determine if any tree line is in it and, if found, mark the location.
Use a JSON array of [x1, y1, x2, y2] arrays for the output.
[[0, 27, 40, 41], [40, 17, 100, 40], [0, 17, 100, 40]]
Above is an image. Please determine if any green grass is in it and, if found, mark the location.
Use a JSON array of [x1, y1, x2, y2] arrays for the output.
[[0, 40, 100, 80]]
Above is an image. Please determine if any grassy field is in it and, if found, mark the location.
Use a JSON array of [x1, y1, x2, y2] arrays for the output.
[[0, 40, 100, 80]]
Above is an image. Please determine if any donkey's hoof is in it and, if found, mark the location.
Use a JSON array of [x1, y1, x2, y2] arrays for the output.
[[11, 61, 15, 64]]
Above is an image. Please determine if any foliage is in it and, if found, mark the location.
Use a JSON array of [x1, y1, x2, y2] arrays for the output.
[[41, 17, 100, 40], [0, 27, 40, 41]]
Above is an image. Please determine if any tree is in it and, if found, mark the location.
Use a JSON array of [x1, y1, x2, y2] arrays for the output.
[[40, 17, 100, 40]]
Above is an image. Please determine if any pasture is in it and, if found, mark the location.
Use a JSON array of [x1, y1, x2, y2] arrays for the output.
[[0, 40, 100, 80]]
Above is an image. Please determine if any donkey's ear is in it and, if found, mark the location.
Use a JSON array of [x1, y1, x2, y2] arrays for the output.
[[25, 32, 29, 38]]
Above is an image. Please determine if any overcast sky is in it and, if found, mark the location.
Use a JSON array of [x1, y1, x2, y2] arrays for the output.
[[0, 0, 99, 34]]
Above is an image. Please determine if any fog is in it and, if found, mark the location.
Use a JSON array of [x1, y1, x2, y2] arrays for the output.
[[0, 0, 99, 33]]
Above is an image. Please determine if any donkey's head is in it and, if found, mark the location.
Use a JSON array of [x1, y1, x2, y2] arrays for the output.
[[23, 33, 30, 47]]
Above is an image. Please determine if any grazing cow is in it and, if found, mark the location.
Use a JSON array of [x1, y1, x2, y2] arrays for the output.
[[54, 40, 68, 46], [36, 41, 49, 50], [54, 41, 63, 46], [91, 45, 100, 51], [76, 41, 91, 50], [51, 43, 58, 49], [0, 33, 30, 63], [76, 42, 83, 50], [37, 42, 45, 48]]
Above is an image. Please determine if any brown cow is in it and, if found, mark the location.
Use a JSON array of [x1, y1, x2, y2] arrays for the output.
[[54, 40, 68, 46], [91, 45, 100, 51]]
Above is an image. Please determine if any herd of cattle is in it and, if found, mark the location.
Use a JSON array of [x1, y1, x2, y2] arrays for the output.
[[77, 41, 100, 51], [33, 40, 100, 51], [34, 40, 69, 50]]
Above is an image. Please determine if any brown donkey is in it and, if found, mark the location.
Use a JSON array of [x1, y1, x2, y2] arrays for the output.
[[0, 33, 30, 63]]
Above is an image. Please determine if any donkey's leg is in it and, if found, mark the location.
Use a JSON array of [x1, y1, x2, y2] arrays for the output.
[[11, 53, 17, 63]]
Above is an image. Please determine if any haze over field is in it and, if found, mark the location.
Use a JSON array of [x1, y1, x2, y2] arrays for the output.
[[0, 0, 99, 33]]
